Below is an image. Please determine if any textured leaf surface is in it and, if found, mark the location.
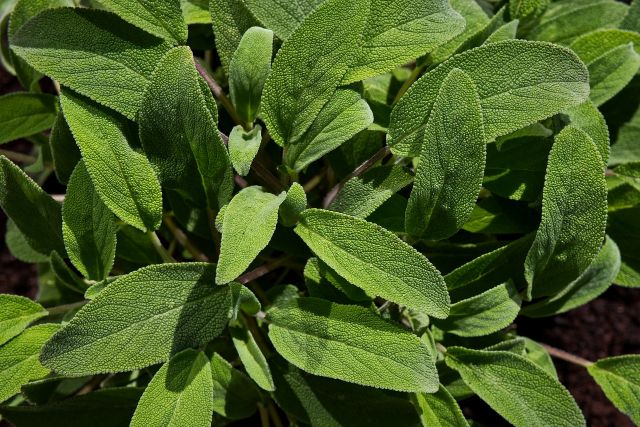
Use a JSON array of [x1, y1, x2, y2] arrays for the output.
[[389, 40, 590, 156], [413, 385, 469, 427], [230, 321, 275, 391], [462, 197, 537, 235], [210, 353, 260, 419], [280, 182, 307, 227], [0, 93, 57, 144], [242, 0, 325, 40], [445, 347, 585, 427], [131, 349, 213, 427], [405, 68, 485, 239], [209, 0, 259, 73], [509, 0, 550, 19], [5, 219, 49, 264], [181, 0, 210, 24], [0, 295, 47, 346], [41, 263, 232, 375], [588, 355, 640, 424], [611, 105, 640, 163], [295, 209, 449, 317], [61, 90, 163, 231], [585, 42, 640, 106], [268, 298, 438, 392], [49, 113, 80, 185], [229, 125, 261, 176], [563, 101, 610, 165], [217, 186, 286, 284], [525, 126, 608, 298], [621, 0, 640, 31], [12, 8, 172, 120], [304, 257, 371, 302], [63, 161, 117, 281]]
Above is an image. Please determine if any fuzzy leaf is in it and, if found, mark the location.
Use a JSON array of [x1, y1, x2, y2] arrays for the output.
[[406, 68, 485, 239], [40, 263, 232, 375], [585, 43, 640, 106], [229, 124, 262, 176], [563, 101, 610, 165], [413, 385, 469, 427], [389, 40, 590, 157], [209, 0, 259, 73], [267, 298, 438, 392], [295, 209, 449, 317], [242, 0, 324, 40], [611, 105, 640, 165], [5, 219, 49, 263], [621, 0, 640, 32], [49, 113, 80, 185], [587, 355, 640, 424], [0, 295, 47, 346], [210, 353, 260, 419], [131, 349, 213, 427], [230, 320, 275, 391], [280, 182, 307, 227], [509, 0, 550, 19], [0, 93, 57, 144], [445, 347, 585, 427], [181, 0, 210, 24], [61, 90, 163, 232]]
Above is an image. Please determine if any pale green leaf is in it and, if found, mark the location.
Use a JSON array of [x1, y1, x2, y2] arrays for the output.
[[229, 124, 262, 176], [295, 209, 449, 318], [413, 385, 469, 427], [50, 250, 87, 294], [49, 112, 80, 185], [40, 263, 232, 375], [0, 93, 57, 144], [180, 0, 210, 24], [523, 337, 558, 378], [586, 42, 640, 106], [230, 320, 275, 391], [570, 28, 640, 64], [509, 0, 550, 19], [209, 0, 259, 73], [280, 182, 307, 227], [587, 355, 640, 424], [267, 297, 439, 392], [229, 282, 261, 320], [405, 68, 485, 239], [0, 294, 47, 346], [483, 20, 519, 44], [563, 100, 610, 165], [61, 90, 163, 232], [210, 353, 260, 419], [242, 0, 325, 40], [131, 349, 213, 427], [445, 347, 585, 427]]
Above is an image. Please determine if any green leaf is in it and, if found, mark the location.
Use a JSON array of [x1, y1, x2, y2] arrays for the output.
[[295, 209, 449, 317], [210, 353, 260, 419], [131, 349, 213, 427], [280, 182, 307, 227], [0, 294, 47, 346], [509, 0, 550, 19], [267, 297, 438, 392], [181, 0, 210, 24], [329, 164, 413, 219], [484, 20, 519, 44], [5, 219, 49, 263], [0, 93, 58, 144], [523, 337, 558, 378], [304, 257, 371, 302], [63, 161, 117, 281], [608, 208, 640, 288], [389, 40, 589, 157], [284, 89, 373, 172], [50, 250, 87, 294], [139, 46, 233, 210], [570, 28, 640, 63], [587, 355, 640, 424], [525, 126, 608, 298], [40, 263, 232, 375], [621, 0, 640, 32], [49, 112, 80, 185], [529, 0, 628, 45], [586, 43, 640, 106], [433, 282, 521, 337], [563, 100, 610, 165], [615, 162, 640, 192], [610, 103, 640, 166], [61, 90, 163, 232], [230, 320, 275, 391], [0, 324, 60, 403], [229, 282, 261, 320], [462, 197, 538, 235], [229, 124, 262, 176], [216, 186, 286, 284], [229, 26, 273, 124], [0, 155, 65, 256], [209, 0, 259, 73], [412, 385, 469, 427], [405, 68, 485, 239], [445, 347, 585, 427], [95, 0, 187, 44], [11, 8, 172, 120], [242, 0, 324, 40], [522, 236, 620, 317]]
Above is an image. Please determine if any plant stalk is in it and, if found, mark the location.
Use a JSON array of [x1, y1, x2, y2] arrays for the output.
[[147, 231, 176, 263], [541, 343, 593, 367], [163, 215, 209, 262], [0, 149, 37, 164], [194, 61, 246, 128]]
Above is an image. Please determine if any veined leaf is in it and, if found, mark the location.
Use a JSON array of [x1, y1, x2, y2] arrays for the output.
[[139, 46, 233, 210], [295, 209, 449, 318], [0, 294, 47, 346], [610, 106, 640, 165], [41, 263, 232, 375], [412, 385, 469, 427], [61, 90, 163, 232], [523, 337, 558, 379], [5, 219, 49, 264], [304, 257, 371, 302], [229, 26, 273, 124], [131, 349, 213, 427], [63, 161, 117, 281], [621, 0, 640, 32], [389, 40, 589, 157], [49, 113, 80, 185], [0, 93, 58, 144], [587, 355, 640, 424], [12, 8, 172, 120], [563, 101, 610, 165], [229, 124, 262, 176], [242, 0, 325, 40], [267, 298, 439, 392], [525, 126, 608, 298], [405, 68, 485, 239], [484, 20, 519, 44], [229, 282, 261, 320], [509, 0, 550, 19], [209, 0, 259, 73], [280, 182, 307, 227], [216, 186, 286, 284], [181, 0, 210, 24], [570, 29, 640, 63], [0, 155, 65, 256], [445, 347, 585, 427], [95, 0, 187, 44], [585, 42, 640, 106], [230, 320, 275, 391], [210, 353, 260, 419], [0, 324, 60, 403]]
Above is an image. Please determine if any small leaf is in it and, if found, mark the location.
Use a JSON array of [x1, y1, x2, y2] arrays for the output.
[[523, 337, 558, 379], [210, 353, 260, 419], [405, 68, 485, 239], [131, 349, 213, 427], [587, 355, 640, 424], [181, 0, 210, 24], [61, 90, 163, 232], [49, 113, 80, 185], [280, 182, 307, 227], [230, 320, 275, 391], [216, 186, 286, 284], [462, 197, 538, 235], [229, 282, 261, 320], [0, 294, 47, 346], [50, 250, 87, 294], [63, 161, 117, 281], [483, 20, 519, 44], [229, 124, 262, 176], [0, 324, 60, 403], [295, 209, 449, 318], [0, 93, 58, 144], [41, 263, 232, 375], [412, 385, 469, 427], [608, 101, 640, 166], [229, 26, 273, 124], [445, 347, 585, 427], [267, 298, 439, 392]]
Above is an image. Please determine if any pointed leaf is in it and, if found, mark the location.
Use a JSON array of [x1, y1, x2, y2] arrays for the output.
[[509, 0, 550, 19], [0, 295, 47, 346], [210, 353, 260, 419], [229, 124, 262, 176], [242, 0, 325, 40], [280, 182, 307, 227], [585, 42, 640, 106], [587, 355, 640, 424], [49, 113, 80, 185], [230, 320, 275, 391], [621, 0, 640, 32], [413, 385, 469, 427], [209, 0, 260, 73], [563, 100, 610, 165], [0, 93, 57, 144], [5, 219, 50, 263]]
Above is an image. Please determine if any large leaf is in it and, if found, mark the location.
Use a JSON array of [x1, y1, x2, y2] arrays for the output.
[[11, 8, 172, 120], [525, 126, 608, 298], [209, 0, 259, 73], [0, 93, 57, 144], [242, 0, 325, 40], [586, 43, 640, 107], [389, 40, 590, 157], [61, 90, 163, 232], [63, 161, 117, 281], [413, 385, 469, 427], [0, 294, 47, 346], [41, 263, 232, 375], [216, 186, 286, 284], [563, 101, 610, 165], [587, 355, 640, 424], [295, 209, 449, 318], [268, 298, 438, 392], [131, 349, 213, 427], [405, 68, 485, 239], [445, 347, 585, 427]]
